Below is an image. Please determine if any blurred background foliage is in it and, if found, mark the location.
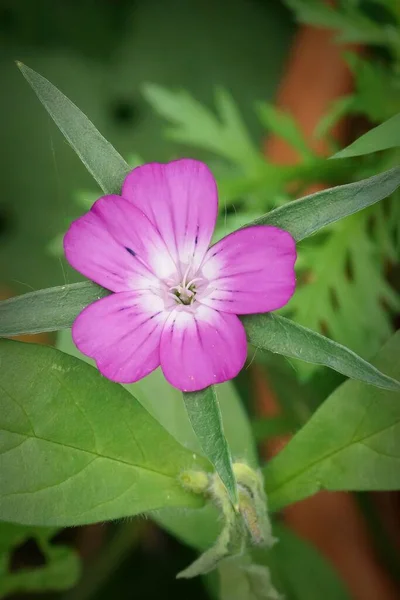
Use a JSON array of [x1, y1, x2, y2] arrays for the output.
[[1, 0, 400, 599]]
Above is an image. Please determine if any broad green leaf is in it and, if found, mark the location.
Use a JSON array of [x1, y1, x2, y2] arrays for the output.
[[252, 416, 294, 443], [256, 523, 351, 600], [333, 113, 400, 159], [56, 329, 257, 555], [17, 62, 130, 194], [242, 313, 400, 391], [0, 282, 109, 337], [251, 166, 400, 241], [263, 331, 400, 511], [56, 329, 258, 466], [0, 340, 206, 526], [183, 388, 238, 506]]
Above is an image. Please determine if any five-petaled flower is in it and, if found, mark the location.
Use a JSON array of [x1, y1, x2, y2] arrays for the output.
[[64, 159, 296, 392]]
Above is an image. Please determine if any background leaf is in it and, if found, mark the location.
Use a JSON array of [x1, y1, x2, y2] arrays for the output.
[[17, 63, 130, 195], [256, 523, 351, 600], [263, 331, 400, 511], [0, 340, 206, 526], [0, 523, 80, 598], [0, 282, 109, 337], [183, 388, 238, 506], [242, 312, 400, 391], [251, 166, 400, 241], [333, 112, 400, 158]]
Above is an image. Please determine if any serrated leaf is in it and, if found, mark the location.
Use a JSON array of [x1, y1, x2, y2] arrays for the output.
[[0, 340, 206, 526], [17, 62, 130, 194], [242, 312, 400, 391], [285, 211, 399, 374], [333, 112, 400, 159], [183, 388, 238, 506], [346, 54, 400, 122], [251, 166, 400, 241], [142, 83, 263, 173], [257, 102, 313, 160], [0, 282, 109, 337], [263, 331, 400, 511]]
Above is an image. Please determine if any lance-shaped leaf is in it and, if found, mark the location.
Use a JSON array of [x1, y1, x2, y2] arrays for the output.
[[263, 331, 400, 511], [0, 340, 206, 527], [242, 313, 400, 392], [332, 112, 400, 159], [249, 166, 400, 241], [0, 282, 109, 337], [183, 388, 238, 507], [17, 62, 130, 194]]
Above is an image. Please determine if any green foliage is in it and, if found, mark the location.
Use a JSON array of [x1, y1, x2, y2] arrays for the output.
[[0, 340, 206, 526], [256, 102, 314, 161], [283, 0, 400, 50], [242, 312, 400, 390], [260, 522, 351, 600], [333, 112, 400, 158], [255, 166, 400, 240], [346, 54, 400, 123], [17, 62, 130, 195], [0, 523, 80, 598], [0, 282, 109, 337], [285, 211, 399, 365], [183, 389, 238, 506], [219, 555, 281, 600], [143, 84, 265, 174], [263, 331, 400, 511]]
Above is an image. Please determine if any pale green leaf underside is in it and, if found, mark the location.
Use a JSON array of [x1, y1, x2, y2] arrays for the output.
[[183, 388, 238, 506], [332, 112, 400, 159], [242, 313, 400, 392], [0, 340, 205, 526], [264, 331, 400, 511], [17, 62, 130, 195]]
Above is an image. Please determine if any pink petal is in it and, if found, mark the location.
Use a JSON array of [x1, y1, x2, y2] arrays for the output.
[[199, 225, 296, 314], [64, 195, 176, 292], [159, 305, 247, 392], [122, 159, 218, 274], [72, 291, 168, 383]]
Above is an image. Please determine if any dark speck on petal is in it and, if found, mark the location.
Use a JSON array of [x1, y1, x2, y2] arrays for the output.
[[125, 247, 136, 257]]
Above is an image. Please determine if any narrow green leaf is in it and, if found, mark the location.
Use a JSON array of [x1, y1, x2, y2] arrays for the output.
[[242, 313, 400, 391], [0, 340, 206, 526], [333, 112, 400, 159], [248, 166, 400, 241], [0, 282, 109, 337], [183, 388, 238, 506], [263, 331, 400, 511], [17, 62, 130, 194]]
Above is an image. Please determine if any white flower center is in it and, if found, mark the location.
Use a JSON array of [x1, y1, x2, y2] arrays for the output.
[[168, 264, 204, 306]]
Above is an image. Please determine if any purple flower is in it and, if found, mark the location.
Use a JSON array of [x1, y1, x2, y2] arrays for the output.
[[64, 159, 296, 392]]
